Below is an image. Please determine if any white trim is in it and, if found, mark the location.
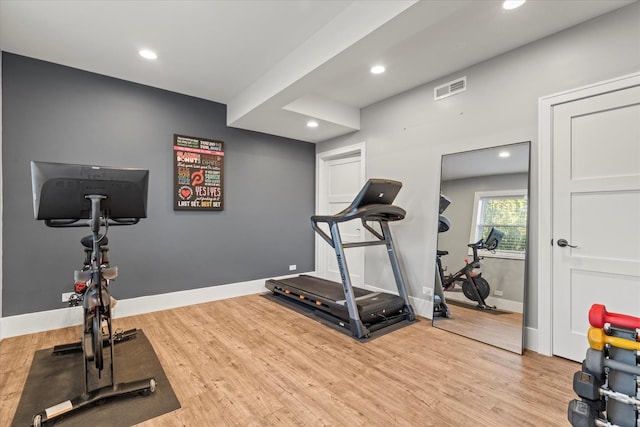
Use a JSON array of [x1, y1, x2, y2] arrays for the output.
[[537, 72, 640, 356], [0, 53, 3, 340], [409, 295, 433, 320], [0, 272, 312, 339], [11, 274, 537, 351], [315, 142, 366, 276], [525, 326, 538, 353]]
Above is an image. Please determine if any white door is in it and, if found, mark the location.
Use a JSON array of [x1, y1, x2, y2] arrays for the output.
[[552, 84, 640, 361], [318, 155, 364, 286]]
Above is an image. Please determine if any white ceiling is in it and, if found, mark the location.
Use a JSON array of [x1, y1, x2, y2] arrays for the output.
[[1, 0, 635, 143], [441, 141, 530, 181]]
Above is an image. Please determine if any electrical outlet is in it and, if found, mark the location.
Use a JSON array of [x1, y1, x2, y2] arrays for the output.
[[289, 264, 297, 271], [494, 290, 503, 296], [62, 291, 73, 303]]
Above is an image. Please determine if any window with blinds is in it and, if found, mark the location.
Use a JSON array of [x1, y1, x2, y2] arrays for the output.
[[470, 190, 528, 259]]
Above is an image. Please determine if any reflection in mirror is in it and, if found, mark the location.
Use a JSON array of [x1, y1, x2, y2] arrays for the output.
[[433, 142, 530, 354]]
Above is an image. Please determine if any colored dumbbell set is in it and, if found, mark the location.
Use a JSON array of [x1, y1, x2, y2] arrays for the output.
[[568, 304, 640, 427]]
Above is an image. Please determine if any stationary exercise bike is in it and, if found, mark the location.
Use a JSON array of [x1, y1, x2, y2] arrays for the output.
[[436, 227, 504, 310], [51, 229, 137, 358], [30, 161, 155, 426]]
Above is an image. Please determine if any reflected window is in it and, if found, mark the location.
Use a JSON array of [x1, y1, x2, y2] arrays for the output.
[[470, 189, 527, 259]]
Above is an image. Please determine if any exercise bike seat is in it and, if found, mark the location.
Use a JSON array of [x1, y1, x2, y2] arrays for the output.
[[81, 235, 109, 249], [437, 250, 449, 256]]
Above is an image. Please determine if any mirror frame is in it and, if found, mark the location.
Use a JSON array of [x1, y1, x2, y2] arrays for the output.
[[433, 141, 531, 354]]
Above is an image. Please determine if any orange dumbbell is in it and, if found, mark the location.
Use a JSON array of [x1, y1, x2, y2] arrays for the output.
[[588, 326, 640, 351]]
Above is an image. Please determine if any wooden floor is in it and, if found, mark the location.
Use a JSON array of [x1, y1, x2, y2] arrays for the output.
[[433, 301, 524, 353], [1, 294, 579, 426]]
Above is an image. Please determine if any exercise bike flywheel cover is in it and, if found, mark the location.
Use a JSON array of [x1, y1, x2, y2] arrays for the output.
[[461, 277, 490, 302]]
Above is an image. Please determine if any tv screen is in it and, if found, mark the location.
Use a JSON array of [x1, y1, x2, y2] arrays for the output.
[[30, 161, 149, 221]]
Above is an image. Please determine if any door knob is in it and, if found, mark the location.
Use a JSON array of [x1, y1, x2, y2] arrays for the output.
[[557, 238, 578, 248]]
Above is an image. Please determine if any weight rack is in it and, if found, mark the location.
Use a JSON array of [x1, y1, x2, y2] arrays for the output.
[[568, 304, 640, 427]]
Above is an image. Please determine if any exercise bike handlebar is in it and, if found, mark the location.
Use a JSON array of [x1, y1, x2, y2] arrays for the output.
[[467, 239, 485, 250], [466, 227, 504, 254], [45, 217, 141, 228], [467, 239, 500, 252]]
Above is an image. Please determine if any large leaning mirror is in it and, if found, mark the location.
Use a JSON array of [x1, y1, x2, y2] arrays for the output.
[[432, 141, 530, 354]]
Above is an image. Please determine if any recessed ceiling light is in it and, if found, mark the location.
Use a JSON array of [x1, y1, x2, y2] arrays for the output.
[[502, 0, 526, 10], [139, 49, 158, 60], [370, 65, 386, 74], [307, 120, 319, 128], [499, 151, 511, 158]]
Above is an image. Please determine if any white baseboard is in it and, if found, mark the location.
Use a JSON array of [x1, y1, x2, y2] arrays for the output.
[[0, 272, 309, 339], [409, 295, 434, 319], [524, 326, 538, 352], [1, 272, 540, 353]]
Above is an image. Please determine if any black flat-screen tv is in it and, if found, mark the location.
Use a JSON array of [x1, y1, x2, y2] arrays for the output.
[[30, 161, 149, 221]]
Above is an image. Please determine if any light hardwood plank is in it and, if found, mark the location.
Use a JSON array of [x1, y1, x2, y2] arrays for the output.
[[0, 294, 579, 426], [433, 301, 524, 353]]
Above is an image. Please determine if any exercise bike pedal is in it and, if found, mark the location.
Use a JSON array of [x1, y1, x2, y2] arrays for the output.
[[67, 293, 83, 307]]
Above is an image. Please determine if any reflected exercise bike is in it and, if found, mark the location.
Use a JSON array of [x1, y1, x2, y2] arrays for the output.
[[436, 227, 504, 311]]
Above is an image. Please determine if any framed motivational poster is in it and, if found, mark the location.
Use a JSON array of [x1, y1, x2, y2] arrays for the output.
[[173, 134, 224, 211]]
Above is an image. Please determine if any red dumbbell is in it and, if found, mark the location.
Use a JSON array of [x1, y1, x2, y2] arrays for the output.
[[589, 304, 640, 330]]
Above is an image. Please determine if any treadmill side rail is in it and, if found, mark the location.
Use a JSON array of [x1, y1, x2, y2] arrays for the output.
[[329, 221, 369, 338], [380, 221, 415, 321]]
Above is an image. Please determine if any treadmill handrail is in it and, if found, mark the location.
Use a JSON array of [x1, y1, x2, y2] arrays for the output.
[[311, 204, 406, 248], [312, 204, 406, 224]]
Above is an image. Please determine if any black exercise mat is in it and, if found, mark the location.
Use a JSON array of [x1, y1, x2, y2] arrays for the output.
[[446, 299, 513, 315], [11, 329, 180, 426]]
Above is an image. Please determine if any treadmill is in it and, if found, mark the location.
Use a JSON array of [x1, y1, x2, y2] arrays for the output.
[[266, 178, 416, 339]]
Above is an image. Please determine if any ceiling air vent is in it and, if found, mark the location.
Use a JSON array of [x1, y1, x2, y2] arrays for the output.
[[434, 76, 467, 100]]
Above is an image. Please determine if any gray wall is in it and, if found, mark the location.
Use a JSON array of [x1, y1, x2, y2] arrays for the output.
[[439, 173, 528, 304], [2, 53, 315, 317], [316, 3, 640, 329]]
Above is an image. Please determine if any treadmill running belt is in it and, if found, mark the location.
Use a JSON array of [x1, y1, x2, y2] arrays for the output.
[[266, 275, 406, 325], [277, 275, 370, 301]]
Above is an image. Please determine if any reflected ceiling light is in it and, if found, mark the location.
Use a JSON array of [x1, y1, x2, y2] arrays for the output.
[[499, 151, 511, 158], [307, 120, 319, 128], [502, 0, 526, 10], [139, 49, 158, 60], [370, 65, 386, 74]]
